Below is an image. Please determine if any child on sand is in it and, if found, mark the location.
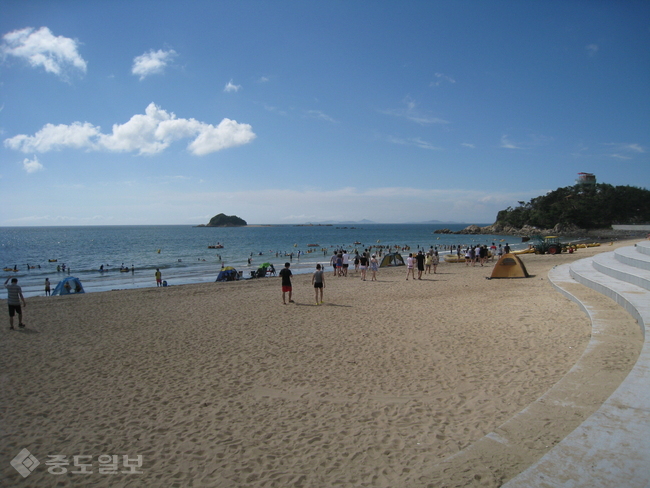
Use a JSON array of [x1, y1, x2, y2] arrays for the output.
[[312, 264, 325, 304]]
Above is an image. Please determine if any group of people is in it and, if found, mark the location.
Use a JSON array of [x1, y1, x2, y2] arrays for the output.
[[405, 250, 440, 280], [462, 243, 509, 267], [329, 250, 379, 281], [279, 248, 388, 306]]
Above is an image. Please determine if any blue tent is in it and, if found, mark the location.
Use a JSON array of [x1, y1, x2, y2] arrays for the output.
[[52, 276, 85, 295], [216, 267, 238, 282]]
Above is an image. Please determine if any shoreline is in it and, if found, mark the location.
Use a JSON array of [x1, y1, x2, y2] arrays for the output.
[[4, 235, 632, 299]]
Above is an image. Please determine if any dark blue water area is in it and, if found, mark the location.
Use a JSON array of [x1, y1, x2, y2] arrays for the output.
[[1, 224, 521, 297]]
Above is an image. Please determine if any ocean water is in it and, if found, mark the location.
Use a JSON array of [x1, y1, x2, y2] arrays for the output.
[[0, 224, 521, 297]]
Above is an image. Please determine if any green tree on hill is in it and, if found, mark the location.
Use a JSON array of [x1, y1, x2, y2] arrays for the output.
[[496, 184, 650, 229]]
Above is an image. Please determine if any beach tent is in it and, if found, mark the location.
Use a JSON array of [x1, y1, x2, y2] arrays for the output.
[[490, 253, 530, 279], [52, 276, 85, 295], [380, 252, 405, 267], [216, 266, 238, 282]]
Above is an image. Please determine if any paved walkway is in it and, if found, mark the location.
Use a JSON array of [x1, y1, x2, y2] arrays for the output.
[[503, 240, 650, 487]]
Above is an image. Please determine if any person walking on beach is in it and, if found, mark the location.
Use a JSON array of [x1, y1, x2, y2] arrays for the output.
[[4, 277, 26, 330], [432, 251, 440, 274], [359, 252, 369, 281], [406, 253, 415, 280], [369, 254, 379, 281], [155, 268, 162, 287], [415, 250, 425, 279], [45, 277, 51, 296], [479, 245, 488, 266], [330, 252, 338, 277], [312, 264, 325, 304], [279, 262, 294, 304], [425, 252, 433, 274]]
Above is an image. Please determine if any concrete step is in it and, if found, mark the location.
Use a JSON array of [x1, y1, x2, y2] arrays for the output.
[[634, 239, 650, 257], [615, 244, 650, 271], [593, 250, 650, 292], [504, 244, 650, 488]]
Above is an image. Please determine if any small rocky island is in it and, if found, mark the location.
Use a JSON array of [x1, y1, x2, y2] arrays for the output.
[[197, 213, 247, 227]]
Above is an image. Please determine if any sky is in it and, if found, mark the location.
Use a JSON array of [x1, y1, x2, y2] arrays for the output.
[[1, 1, 648, 226]]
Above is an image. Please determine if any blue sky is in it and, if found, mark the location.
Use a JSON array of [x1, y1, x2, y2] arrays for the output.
[[1, 1, 648, 226]]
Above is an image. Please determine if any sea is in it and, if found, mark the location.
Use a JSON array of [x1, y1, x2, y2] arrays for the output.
[[0, 224, 525, 298]]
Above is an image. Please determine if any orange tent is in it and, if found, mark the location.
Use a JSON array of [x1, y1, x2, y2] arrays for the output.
[[490, 253, 530, 279]]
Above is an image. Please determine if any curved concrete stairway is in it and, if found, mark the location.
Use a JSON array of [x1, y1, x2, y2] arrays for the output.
[[503, 241, 650, 487]]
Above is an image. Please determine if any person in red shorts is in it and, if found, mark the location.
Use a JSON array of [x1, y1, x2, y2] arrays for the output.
[[279, 262, 294, 304]]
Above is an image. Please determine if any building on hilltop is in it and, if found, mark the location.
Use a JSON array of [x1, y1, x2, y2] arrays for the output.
[[575, 172, 596, 186]]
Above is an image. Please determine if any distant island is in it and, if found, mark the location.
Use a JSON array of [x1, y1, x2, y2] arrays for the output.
[[197, 213, 247, 227]]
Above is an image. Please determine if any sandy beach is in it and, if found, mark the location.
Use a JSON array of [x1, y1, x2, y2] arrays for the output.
[[0, 240, 643, 487]]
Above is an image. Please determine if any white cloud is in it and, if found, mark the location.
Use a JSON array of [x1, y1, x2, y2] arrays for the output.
[[461, 143, 475, 148], [224, 79, 242, 92], [188, 118, 256, 156], [5, 122, 101, 152], [430, 73, 456, 87], [500, 135, 520, 149], [132, 49, 177, 80], [258, 76, 269, 83], [586, 44, 599, 57], [306, 110, 336, 123], [500, 132, 552, 150], [1, 27, 87, 79], [621, 143, 644, 153], [387, 135, 440, 150], [22, 156, 44, 173], [606, 143, 645, 154], [4, 103, 255, 156], [603, 142, 645, 160], [379, 97, 449, 125]]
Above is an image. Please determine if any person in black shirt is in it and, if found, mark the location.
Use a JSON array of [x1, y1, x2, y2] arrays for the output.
[[279, 262, 294, 304], [415, 250, 426, 279], [359, 252, 369, 281]]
